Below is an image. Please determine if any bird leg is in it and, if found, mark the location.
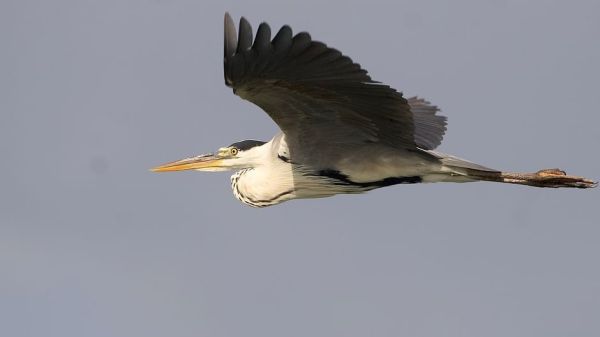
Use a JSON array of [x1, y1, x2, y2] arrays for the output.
[[499, 168, 597, 188]]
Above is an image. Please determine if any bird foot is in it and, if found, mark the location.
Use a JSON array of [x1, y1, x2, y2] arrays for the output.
[[533, 168, 597, 188], [500, 169, 597, 189]]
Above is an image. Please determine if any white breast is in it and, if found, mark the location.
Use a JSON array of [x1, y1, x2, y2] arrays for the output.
[[230, 160, 297, 207]]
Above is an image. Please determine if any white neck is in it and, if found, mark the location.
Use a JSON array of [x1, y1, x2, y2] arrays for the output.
[[229, 138, 296, 207]]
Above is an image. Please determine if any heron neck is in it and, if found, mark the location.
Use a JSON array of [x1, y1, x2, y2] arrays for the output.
[[230, 160, 295, 207]]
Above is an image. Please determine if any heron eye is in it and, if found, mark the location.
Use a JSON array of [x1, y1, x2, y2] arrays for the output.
[[230, 147, 239, 156]]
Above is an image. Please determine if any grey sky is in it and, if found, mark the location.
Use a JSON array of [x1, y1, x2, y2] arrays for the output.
[[2, 1, 599, 336]]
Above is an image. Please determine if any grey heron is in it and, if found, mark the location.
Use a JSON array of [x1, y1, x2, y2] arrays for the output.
[[152, 13, 596, 207]]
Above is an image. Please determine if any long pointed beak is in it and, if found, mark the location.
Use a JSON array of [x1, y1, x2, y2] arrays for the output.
[[151, 154, 224, 172]]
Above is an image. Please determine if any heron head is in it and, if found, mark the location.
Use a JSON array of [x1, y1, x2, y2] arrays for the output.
[[151, 140, 266, 173]]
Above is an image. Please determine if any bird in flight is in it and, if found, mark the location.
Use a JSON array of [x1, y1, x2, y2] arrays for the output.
[[152, 13, 596, 207]]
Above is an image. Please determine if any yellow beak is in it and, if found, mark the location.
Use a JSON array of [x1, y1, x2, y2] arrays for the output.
[[151, 154, 224, 172]]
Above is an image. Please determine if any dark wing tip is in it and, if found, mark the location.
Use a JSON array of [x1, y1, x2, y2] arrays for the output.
[[223, 14, 374, 91], [253, 22, 272, 51], [224, 12, 237, 59], [272, 25, 293, 51], [237, 17, 253, 52]]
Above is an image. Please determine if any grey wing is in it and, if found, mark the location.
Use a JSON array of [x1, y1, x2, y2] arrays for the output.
[[406, 97, 447, 150], [223, 13, 447, 154]]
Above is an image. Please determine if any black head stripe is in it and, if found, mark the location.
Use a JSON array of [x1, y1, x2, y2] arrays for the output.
[[229, 140, 266, 151]]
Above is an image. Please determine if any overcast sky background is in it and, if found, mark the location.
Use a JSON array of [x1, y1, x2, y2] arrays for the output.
[[2, 1, 599, 336]]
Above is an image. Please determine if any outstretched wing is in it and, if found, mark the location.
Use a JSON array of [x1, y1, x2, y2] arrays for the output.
[[223, 13, 447, 152]]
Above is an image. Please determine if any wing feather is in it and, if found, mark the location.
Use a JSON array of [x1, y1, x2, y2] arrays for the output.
[[236, 17, 253, 52], [223, 13, 447, 152]]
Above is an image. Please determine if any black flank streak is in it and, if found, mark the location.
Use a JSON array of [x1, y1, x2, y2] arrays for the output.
[[318, 170, 421, 188]]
